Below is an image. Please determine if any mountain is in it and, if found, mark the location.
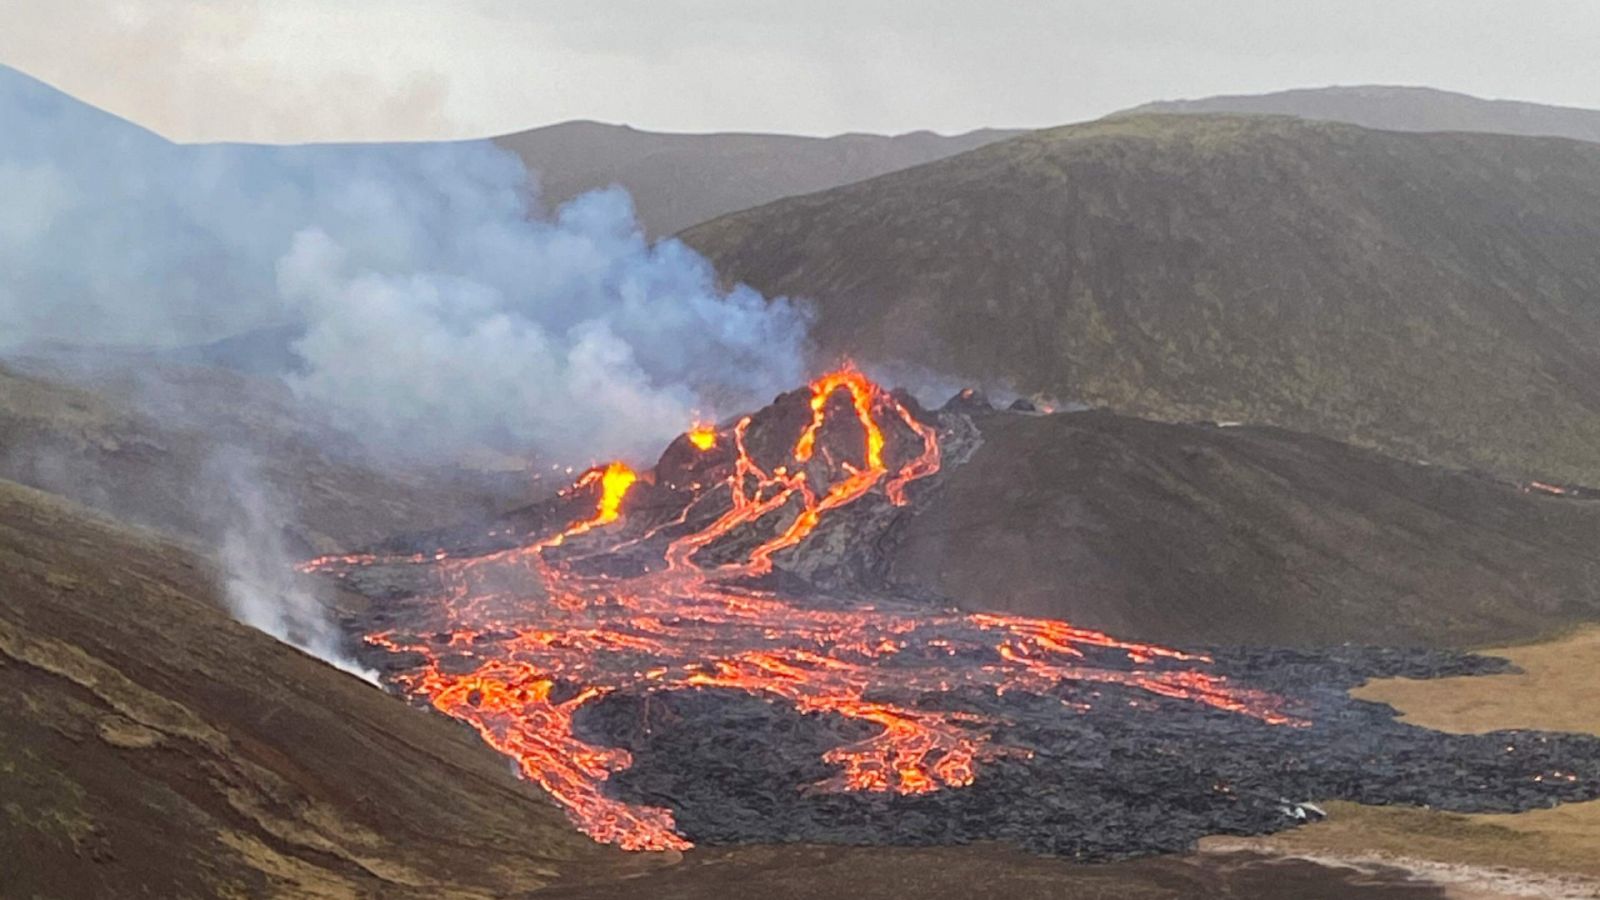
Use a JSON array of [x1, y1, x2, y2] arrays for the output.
[[683, 114, 1600, 485], [1126, 85, 1600, 143], [884, 405, 1600, 648], [0, 477, 651, 898], [493, 121, 1021, 235]]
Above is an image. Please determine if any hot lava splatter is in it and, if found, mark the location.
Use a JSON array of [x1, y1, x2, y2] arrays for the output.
[[303, 368, 1304, 852], [687, 423, 718, 451]]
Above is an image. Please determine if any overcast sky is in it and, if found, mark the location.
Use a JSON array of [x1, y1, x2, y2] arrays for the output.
[[6, 0, 1600, 143]]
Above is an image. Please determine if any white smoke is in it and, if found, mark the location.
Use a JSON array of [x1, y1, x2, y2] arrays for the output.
[[0, 64, 811, 462], [205, 450, 378, 683], [0, 64, 813, 676], [275, 188, 810, 460]]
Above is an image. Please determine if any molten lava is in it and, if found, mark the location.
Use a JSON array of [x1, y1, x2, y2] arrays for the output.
[[536, 461, 637, 550], [687, 424, 718, 451], [305, 368, 1303, 852]]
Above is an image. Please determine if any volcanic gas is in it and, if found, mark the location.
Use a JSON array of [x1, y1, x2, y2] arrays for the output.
[[303, 369, 1600, 858]]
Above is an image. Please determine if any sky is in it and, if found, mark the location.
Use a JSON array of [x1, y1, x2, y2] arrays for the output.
[[5, 0, 1600, 143]]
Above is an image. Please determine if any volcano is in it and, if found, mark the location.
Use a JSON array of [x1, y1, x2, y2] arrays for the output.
[[303, 370, 1600, 859]]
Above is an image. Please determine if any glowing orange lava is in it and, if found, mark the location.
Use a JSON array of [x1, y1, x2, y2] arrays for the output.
[[688, 424, 718, 451], [305, 368, 1304, 852]]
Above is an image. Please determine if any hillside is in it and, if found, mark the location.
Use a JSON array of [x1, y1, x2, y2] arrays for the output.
[[1128, 85, 1600, 143], [883, 406, 1600, 648], [494, 121, 1019, 235], [0, 477, 651, 898], [0, 362, 511, 553], [683, 114, 1600, 485]]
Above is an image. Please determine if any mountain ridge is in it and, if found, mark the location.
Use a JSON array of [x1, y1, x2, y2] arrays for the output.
[[683, 113, 1600, 485], [493, 119, 1023, 234], [1124, 85, 1600, 143]]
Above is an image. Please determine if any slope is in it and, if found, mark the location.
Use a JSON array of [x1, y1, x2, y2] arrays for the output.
[[684, 114, 1600, 484], [0, 477, 652, 899], [883, 406, 1600, 648], [0, 361, 510, 553]]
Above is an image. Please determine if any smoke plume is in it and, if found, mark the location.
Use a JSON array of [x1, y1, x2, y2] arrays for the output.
[[204, 449, 377, 682], [1, 64, 813, 676], [0, 64, 811, 463]]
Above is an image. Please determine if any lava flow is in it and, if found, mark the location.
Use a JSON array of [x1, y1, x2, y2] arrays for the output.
[[304, 368, 1304, 852]]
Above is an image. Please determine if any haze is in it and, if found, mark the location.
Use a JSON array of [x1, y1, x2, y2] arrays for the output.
[[6, 0, 1600, 143]]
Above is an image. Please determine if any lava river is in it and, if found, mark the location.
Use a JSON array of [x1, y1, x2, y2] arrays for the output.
[[302, 369, 1304, 851]]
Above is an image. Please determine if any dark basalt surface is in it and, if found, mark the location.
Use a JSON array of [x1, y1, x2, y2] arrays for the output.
[[573, 646, 1600, 860]]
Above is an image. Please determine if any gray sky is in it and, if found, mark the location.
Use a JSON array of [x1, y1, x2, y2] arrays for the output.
[[6, 0, 1600, 143]]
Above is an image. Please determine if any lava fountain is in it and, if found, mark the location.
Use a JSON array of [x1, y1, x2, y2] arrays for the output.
[[302, 369, 1303, 851]]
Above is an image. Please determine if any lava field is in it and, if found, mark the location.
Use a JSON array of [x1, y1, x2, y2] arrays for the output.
[[304, 370, 1600, 858]]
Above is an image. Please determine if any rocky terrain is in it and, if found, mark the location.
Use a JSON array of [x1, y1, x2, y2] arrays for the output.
[[1208, 627, 1600, 896], [305, 381, 1600, 870], [575, 645, 1600, 859], [0, 466, 1467, 898]]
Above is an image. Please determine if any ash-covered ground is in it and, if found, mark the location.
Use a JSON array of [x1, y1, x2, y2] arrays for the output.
[[320, 377, 1600, 859]]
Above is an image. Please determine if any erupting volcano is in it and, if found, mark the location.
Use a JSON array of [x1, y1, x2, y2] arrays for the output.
[[302, 369, 1600, 858], [303, 369, 1300, 850]]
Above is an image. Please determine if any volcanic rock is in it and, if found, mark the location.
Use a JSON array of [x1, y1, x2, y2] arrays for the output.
[[318, 376, 1600, 862]]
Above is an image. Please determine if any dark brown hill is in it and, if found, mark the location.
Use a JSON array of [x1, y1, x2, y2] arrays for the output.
[[1128, 85, 1600, 143], [494, 120, 1019, 235], [683, 114, 1600, 485], [884, 407, 1600, 648]]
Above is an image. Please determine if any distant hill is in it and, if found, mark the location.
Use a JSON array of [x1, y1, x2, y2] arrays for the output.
[[0, 361, 513, 553], [493, 121, 1021, 235], [161, 322, 306, 375], [0, 478, 645, 897], [886, 407, 1600, 648], [684, 114, 1600, 485], [1126, 85, 1600, 143]]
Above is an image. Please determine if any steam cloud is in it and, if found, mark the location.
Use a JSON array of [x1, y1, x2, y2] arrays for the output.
[[205, 449, 378, 682], [0, 65, 811, 462], [1, 65, 812, 677]]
